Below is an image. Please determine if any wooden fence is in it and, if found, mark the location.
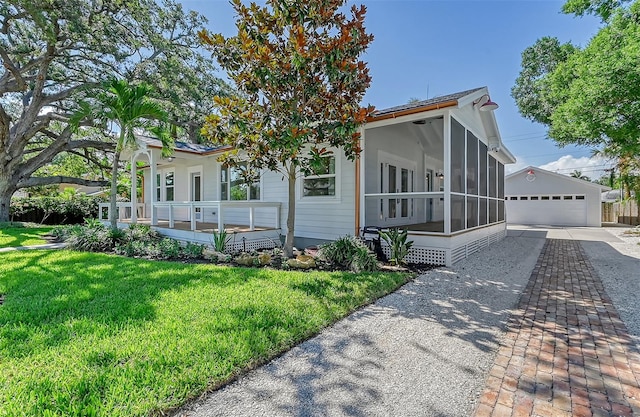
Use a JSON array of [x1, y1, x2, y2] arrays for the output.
[[602, 200, 640, 225]]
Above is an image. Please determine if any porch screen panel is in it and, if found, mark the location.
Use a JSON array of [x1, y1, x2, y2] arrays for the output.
[[479, 198, 488, 226], [451, 118, 465, 194], [401, 168, 409, 217], [388, 165, 396, 218], [498, 199, 505, 222], [488, 156, 497, 198], [479, 142, 487, 196], [498, 162, 505, 199], [451, 194, 465, 232], [467, 196, 478, 228], [466, 132, 478, 195], [489, 199, 497, 223]]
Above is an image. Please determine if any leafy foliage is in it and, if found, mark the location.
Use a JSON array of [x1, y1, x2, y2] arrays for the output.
[[379, 228, 414, 266], [512, 1, 640, 157], [512, 0, 640, 199], [10, 194, 106, 224], [212, 229, 231, 253], [0, 0, 230, 222], [72, 79, 173, 228], [319, 235, 378, 272], [199, 0, 374, 256]]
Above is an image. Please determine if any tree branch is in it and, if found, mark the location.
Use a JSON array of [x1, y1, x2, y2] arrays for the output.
[[17, 176, 110, 189]]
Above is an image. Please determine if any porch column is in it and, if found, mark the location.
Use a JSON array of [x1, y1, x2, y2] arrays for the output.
[[357, 126, 366, 236], [217, 205, 224, 232], [150, 150, 158, 225], [130, 154, 137, 224], [249, 206, 255, 231], [443, 111, 451, 235], [190, 203, 196, 231]]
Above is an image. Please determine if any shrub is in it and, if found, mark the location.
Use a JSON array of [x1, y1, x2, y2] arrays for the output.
[[212, 229, 230, 253], [157, 238, 182, 260], [379, 228, 414, 266], [182, 242, 205, 259], [124, 224, 160, 243], [66, 223, 114, 252], [318, 235, 378, 272], [10, 194, 106, 224], [350, 246, 379, 273]]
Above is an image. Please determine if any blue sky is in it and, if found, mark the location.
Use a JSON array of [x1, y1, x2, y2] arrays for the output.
[[181, 0, 610, 179]]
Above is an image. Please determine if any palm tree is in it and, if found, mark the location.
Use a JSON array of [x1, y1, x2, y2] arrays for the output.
[[570, 170, 590, 181], [72, 79, 173, 228]]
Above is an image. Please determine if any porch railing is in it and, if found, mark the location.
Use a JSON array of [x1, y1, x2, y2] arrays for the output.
[[100, 201, 281, 232], [98, 202, 146, 222], [364, 191, 446, 233]]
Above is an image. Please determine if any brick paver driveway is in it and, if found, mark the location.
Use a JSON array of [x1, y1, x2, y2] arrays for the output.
[[473, 239, 640, 417]]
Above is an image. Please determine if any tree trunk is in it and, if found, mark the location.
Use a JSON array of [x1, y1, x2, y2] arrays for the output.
[[0, 180, 13, 223], [109, 150, 121, 229], [284, 168, 297, 258]]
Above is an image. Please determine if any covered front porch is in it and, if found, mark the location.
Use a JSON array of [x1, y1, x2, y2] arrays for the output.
[[100, 200, 282, 250]]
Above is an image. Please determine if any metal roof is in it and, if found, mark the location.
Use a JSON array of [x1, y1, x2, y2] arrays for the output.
[[372, 87, 485, 117]]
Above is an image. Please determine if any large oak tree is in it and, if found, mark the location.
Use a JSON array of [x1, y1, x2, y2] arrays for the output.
[[200, 0, 374, 257], [0, 0, 229, 222]]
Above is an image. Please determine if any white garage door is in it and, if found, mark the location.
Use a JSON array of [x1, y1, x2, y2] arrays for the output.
[[506, 196, 587, 226]]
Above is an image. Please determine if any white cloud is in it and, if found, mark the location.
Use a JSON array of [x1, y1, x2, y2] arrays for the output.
[[539, 155, 613, 180], [506, 154, 615, 180]]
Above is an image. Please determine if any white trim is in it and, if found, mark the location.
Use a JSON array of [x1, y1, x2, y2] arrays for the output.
[[364, 108, 449, 130], [298, 151, 342, 203]]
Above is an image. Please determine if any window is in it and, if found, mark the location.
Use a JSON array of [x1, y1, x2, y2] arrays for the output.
[[165, 170, 174, 201], [520, 196, 528, 200], [552, 196, 561, 200], [541, 196, 550, 200], [509, 196, 517, 200], [221, 163, 260, 201], [564, 195, 573, 200], [531, 196, 539, 200], [576, 195, 585, 200], [156, 173, 161, 201], [303, 156, 336, 197]]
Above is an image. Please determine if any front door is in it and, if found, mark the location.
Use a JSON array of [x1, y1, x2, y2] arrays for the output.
[[379, 154, 416, 226], [190, 172, 202, 221]]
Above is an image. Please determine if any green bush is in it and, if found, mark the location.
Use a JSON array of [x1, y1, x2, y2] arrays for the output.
[[10, 194, 106, 224], [379, 228, 414, 266], [157, 238, 182, 259], [66, 222, 114, 252], [318, 235, 378, 272], [124, 223, 160, 243], [182, 242, 205, 259]]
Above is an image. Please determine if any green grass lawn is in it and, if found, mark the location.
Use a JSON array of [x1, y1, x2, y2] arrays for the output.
[[0, 225, 54, 248], [0, 250, 409, 417]]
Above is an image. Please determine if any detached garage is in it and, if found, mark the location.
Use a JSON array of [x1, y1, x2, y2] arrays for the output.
[[505, 166, 608, 227]]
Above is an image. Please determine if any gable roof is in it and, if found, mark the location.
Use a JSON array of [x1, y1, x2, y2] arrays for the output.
[[506, 165, 611, 191], [136, 134, 230, 156], [368, 87, 485, 121]]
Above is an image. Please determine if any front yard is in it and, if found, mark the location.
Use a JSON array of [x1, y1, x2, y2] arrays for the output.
[[0, 249, 409, 417], [0, 225, 53, 248]]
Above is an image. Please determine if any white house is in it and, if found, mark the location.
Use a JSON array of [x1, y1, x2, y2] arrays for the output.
[[102, 87, 516, 265], [505, 166, 609, 227]]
